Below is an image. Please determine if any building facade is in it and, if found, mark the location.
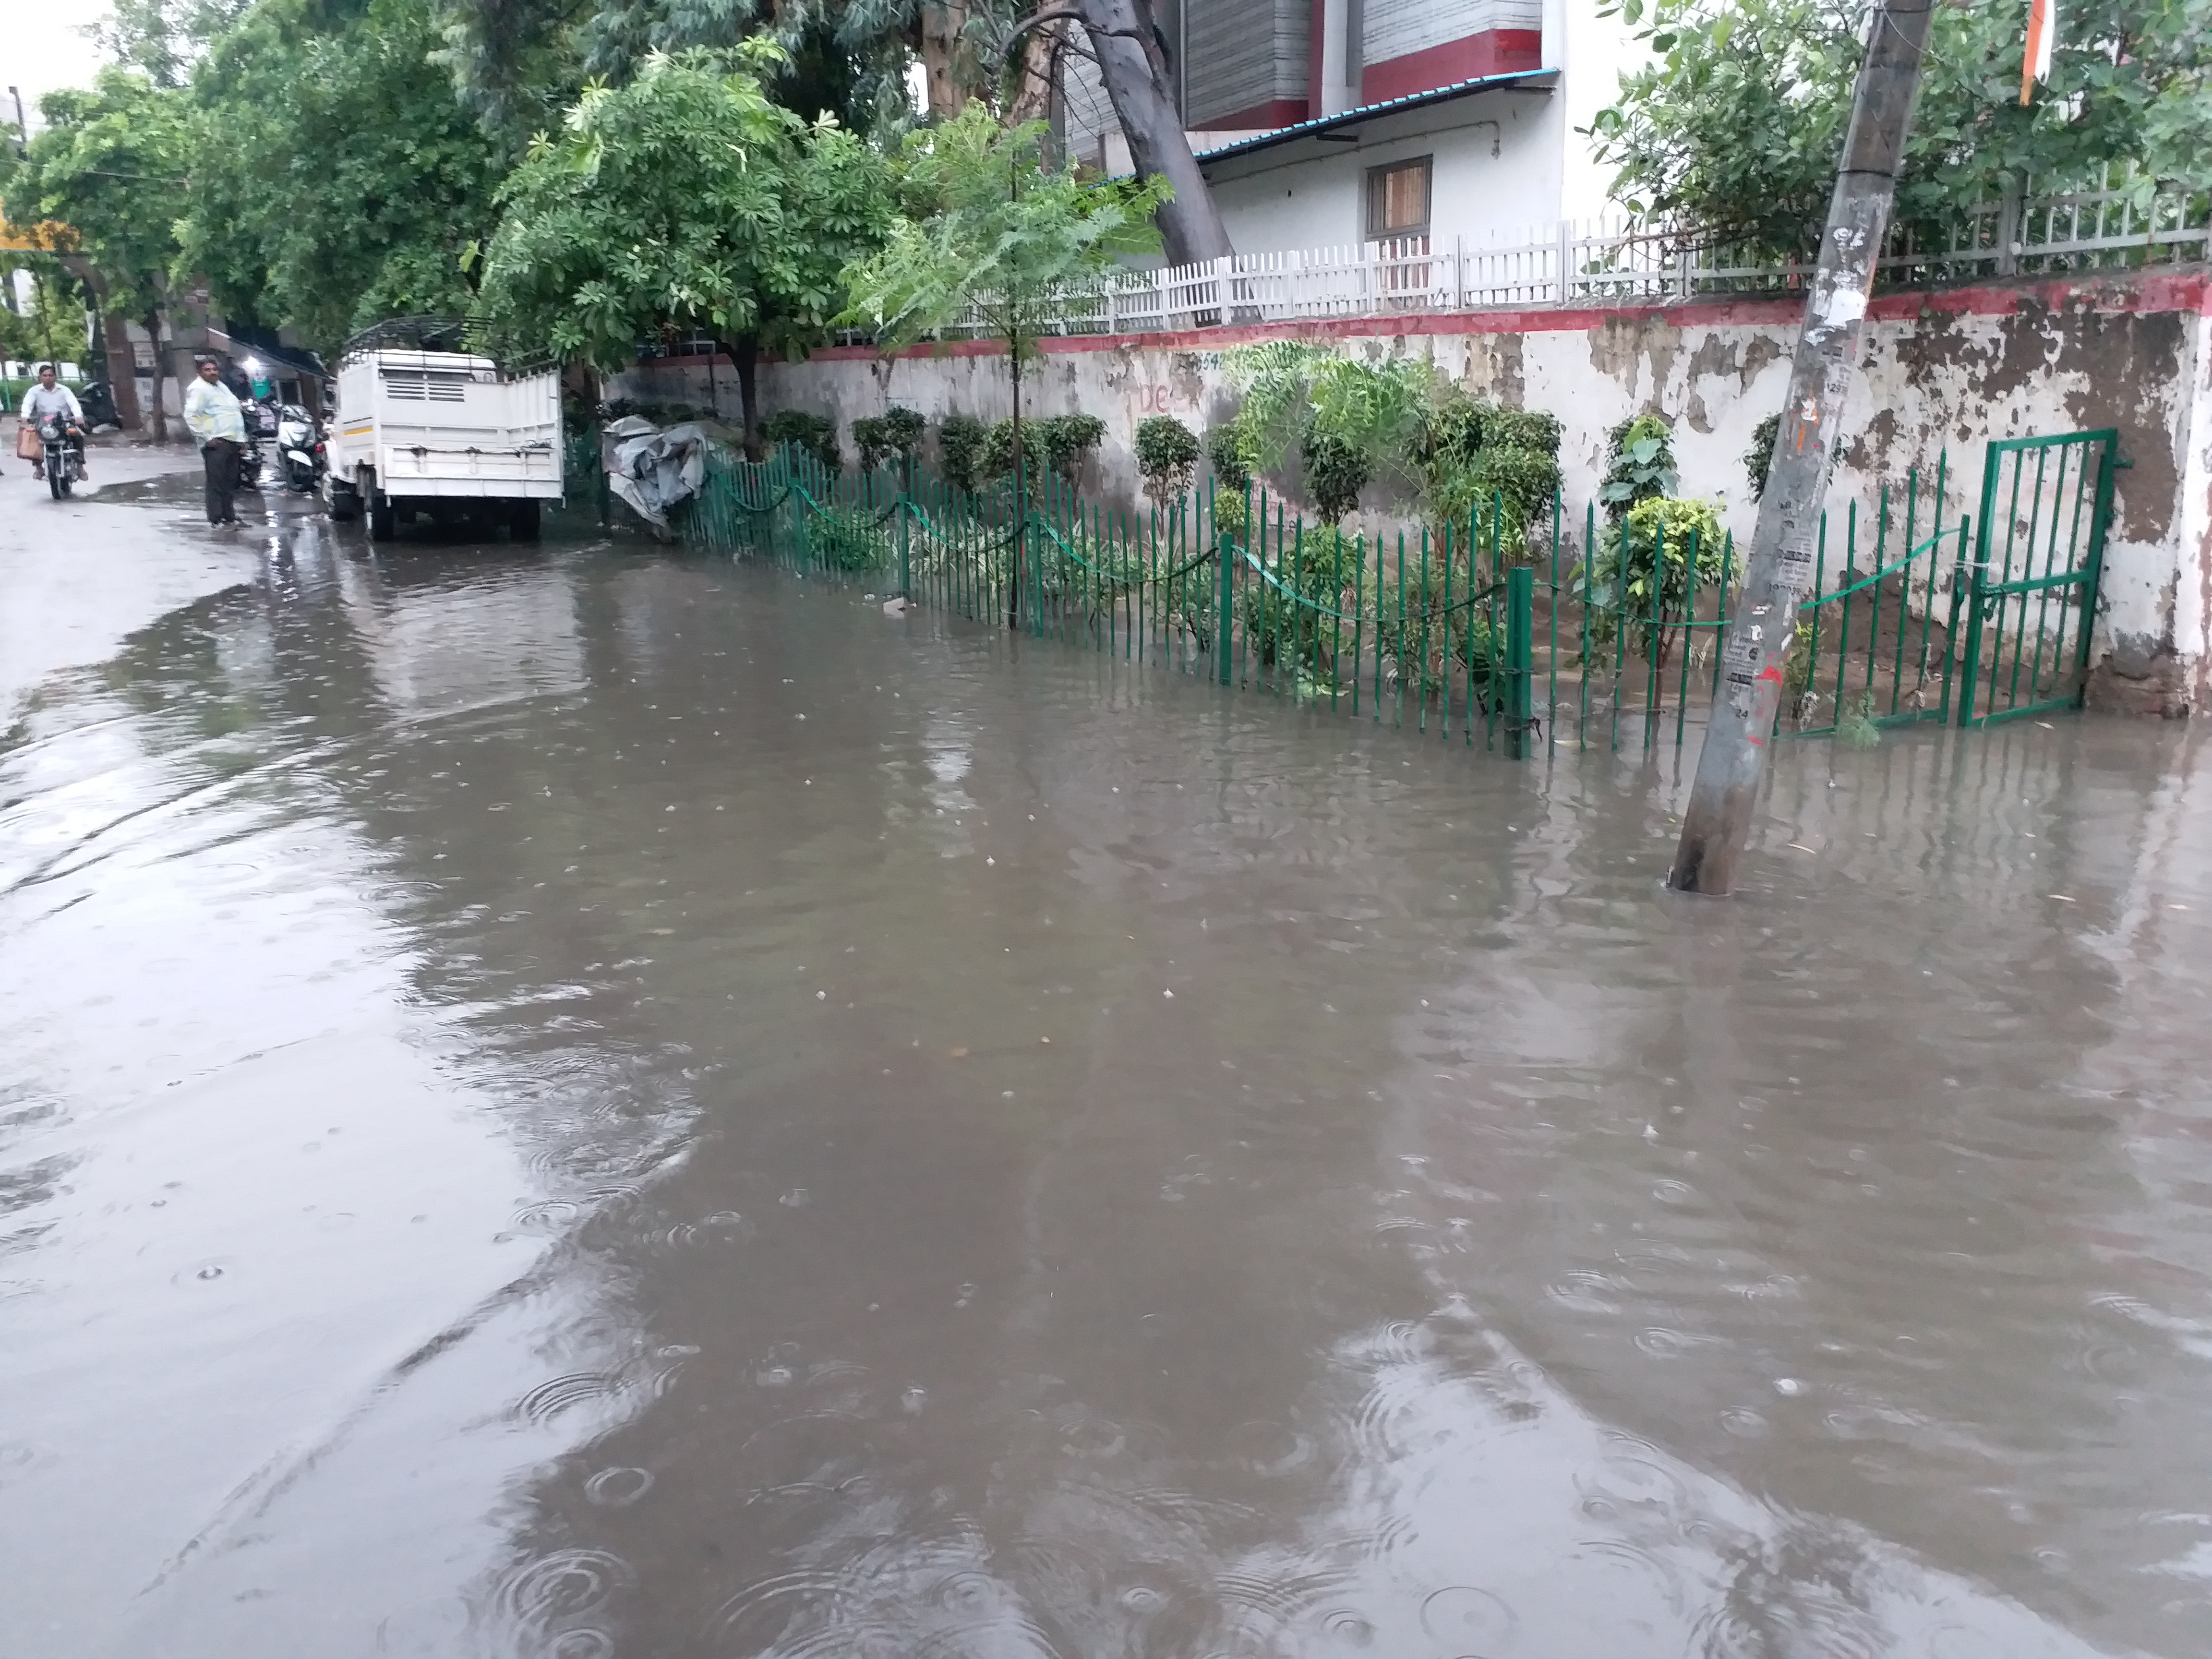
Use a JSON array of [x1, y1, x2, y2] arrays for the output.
[[1063, 0, 1641, 258]]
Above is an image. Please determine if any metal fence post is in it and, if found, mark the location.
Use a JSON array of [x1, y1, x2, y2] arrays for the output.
[[1507, 565, 1534, 757], [1216, 511, 1236, 686]]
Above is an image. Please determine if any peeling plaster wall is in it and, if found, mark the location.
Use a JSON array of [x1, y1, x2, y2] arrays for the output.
[[615, 271, 2212, 710]]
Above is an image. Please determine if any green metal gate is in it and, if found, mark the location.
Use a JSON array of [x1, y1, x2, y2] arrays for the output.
[[1955, 430, 2121, 727]]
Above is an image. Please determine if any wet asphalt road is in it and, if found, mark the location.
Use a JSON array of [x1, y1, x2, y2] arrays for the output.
[[4, 470, 2212, 1657]]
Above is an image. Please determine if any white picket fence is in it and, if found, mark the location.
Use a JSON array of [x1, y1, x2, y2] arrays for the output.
[[645, 168, 2210, 361], [957, 168, 2212, 339]]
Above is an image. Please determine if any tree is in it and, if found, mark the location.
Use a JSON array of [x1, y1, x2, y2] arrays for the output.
[[842, 102, 1166, 621], [1591, 0, 2212, 260], [178, 0, 505, 354], [1068, 0, 1232, 266], [12, 69, 192, 437], [471, 43, 893, 455]]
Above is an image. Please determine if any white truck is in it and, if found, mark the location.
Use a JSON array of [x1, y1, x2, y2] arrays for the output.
[[324, 319, 562, 540]]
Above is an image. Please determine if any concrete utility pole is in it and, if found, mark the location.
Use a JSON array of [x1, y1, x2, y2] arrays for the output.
[[1667, 0, 1935, 896]]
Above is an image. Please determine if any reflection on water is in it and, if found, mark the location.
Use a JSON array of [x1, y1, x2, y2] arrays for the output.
[[2, 504, 2210, 1657]]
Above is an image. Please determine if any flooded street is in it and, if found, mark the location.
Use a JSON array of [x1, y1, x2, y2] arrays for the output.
[[6, 480, 2212, 1658]]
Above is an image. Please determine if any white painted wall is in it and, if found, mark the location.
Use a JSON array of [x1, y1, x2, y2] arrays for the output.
[[1204, 92, 1561, 254]]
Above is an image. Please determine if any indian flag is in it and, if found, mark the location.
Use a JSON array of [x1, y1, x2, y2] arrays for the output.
[[2020, 0, 2056, 104]]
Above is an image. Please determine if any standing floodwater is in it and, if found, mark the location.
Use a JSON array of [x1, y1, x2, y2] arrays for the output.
[[3, 496, 2211, 1657]]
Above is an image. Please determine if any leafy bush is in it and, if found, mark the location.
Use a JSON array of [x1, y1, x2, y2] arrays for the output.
[[1135, 415, 1200, 501], [764, 409, 841, 471], [1204, 422, 1250, 492], [811, 504, 896, 570], [1406, 387, 1561, 555], [1582, 494, 1727, 667], [937, 413, 987, 493], [1601, 414, 1678, 526], [977, 418, 1026, 484], [1038, 412, 1106, 481], [1483, 406, 1563, 456], [1212, 488, 1249, 540], [853, 406, 926, 472], [1467, 447, 1562, 533], [1744, 412, 1780, 497], [1239, 529, 1353, 671], [1301, 428, 1369, 524]]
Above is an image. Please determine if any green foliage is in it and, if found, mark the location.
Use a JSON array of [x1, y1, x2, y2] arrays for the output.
[[1204, 422, 1251, 492], [473, 43, 891, 446], [1583, 494, 1728, 665], [852, 406, 926, 471], [1038, 412, 1105, 481], [176, 0, 502, 353], [1239, 529, 1353, 670], [1404, 385, 1561, 554], [937, 413, 987, 493], [1836, 690, 1883, 748], [810, 502, 895, 570], [1602, 414, 1679, 526], [1220, 340, 1326, 476], [1212, 489, 1249, 540], [1135, 415, 1199, 500], [764, 409, 840, 470], [12, 68, 190, 339], [1300, 428, 1369, 524], [1589, 0, 2212, 259], [1744, 413, 1780, 497], [842, 103, 1168, 368], [976, 417, 1045, 482]]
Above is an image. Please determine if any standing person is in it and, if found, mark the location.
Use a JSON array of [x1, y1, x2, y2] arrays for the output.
[[20, 365, 86, 483], [184, 356, 246, 526]]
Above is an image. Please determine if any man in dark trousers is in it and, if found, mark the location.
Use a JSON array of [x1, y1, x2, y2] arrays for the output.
[[182, 356, 246, 526]]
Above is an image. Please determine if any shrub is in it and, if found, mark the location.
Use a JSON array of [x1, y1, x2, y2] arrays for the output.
[[1408, 390, 1563, 554], [977, 417, 1046, 484], [1301, 428, 1369, 524], [1601, 413, 1678, 526], [1038, 412, 1106, 481], [1204, 422, 1250, 492], [1583, 494, 1727, 668], [812, 504, 896, 571], [1135, 415, 1200, 501], [1483, 406, 1563, 456], [937, 413, 987, 493], [853, 406, 926, 472], [764, 410, 840, 471], [1467, 447, 1562, 533], [1744, 412, 1780, 498]]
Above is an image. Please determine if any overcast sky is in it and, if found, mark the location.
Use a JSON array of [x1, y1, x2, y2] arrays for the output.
[[4, 2, 114, 135]]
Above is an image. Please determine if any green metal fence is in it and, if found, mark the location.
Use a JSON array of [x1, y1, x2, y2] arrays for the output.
[[685, 445, 1540, 758], [666, 433, 2112, 760]]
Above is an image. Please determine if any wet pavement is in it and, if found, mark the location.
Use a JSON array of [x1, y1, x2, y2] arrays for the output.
[[4, 479, 2212, 1658]]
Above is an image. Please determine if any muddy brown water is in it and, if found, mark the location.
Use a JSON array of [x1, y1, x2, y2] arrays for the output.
[[4, 495, 2211, 1657]]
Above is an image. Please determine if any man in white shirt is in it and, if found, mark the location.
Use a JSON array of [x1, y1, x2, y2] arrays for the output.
[[19, 365, 85, 482], [183, 356, 247, 525]]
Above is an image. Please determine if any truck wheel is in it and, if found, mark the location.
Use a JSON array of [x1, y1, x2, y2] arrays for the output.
[[509, 499, 542, 541], [368, 491, 397, 541], [327, 481, 361, 521]]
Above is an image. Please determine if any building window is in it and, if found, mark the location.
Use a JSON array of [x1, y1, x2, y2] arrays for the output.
[[1366, 157, 1432, 242]]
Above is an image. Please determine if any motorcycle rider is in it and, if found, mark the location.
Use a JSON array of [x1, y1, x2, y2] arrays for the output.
[[184, 356, 247, 526], [20, 365, 86, 482]]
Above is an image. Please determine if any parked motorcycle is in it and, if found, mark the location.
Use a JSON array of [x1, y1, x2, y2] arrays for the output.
[[276, 404, 325, 493], [36, 413, 86, 500]]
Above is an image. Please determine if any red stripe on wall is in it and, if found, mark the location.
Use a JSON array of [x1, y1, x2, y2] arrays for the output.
[[1358, 29, 1545, 105], [748, 271, 2209, 367]]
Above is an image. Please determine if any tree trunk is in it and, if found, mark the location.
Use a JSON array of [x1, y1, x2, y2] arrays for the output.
[[724, 335, 761, 461], [1076, 0, 1232, 268], [142, 301, 168, 445], [1005, 13, 1069, 128], [921, 1, 969, 118]]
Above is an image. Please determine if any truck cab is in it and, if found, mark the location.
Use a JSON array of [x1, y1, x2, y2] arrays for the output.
[[325, 317, 561, 540]]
